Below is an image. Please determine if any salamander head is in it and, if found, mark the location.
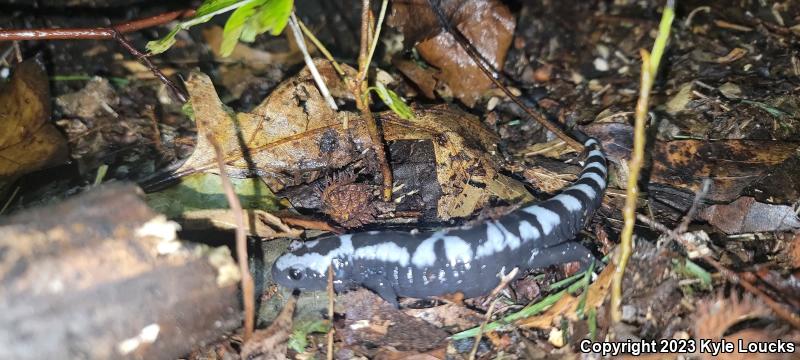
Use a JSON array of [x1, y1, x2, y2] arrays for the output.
[[271, 250, 329, 291], [271, 236, 355, 291]]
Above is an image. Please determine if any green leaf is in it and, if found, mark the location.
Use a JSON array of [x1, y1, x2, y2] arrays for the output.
[[220, 0, 265, 57], [370, 82, 415, 120], [147, 0, 259, 55], [146, 26, 181, 55], [288, 319, 329, 353], [146, 173, 282, 218], [255, 0, 293, 36]]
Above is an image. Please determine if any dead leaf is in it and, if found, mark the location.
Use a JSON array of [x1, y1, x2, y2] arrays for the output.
[[174, 61, 530, 221], [715, 48, 748, 64], [651, 140, 798, 202], [698, 197, 800, 235], [174, 59, 367, 192], [180, 209, 302, 238], [582, 121, 634, 165], [393, 58, 438, 99], [55, 77, 119, 118], [516, 263, 615, 329], [241, 293, 297, 360], [381, 106, 532, 219], [0, 59, 68, 184], [693, 292, 797, 360], [389, 0, 516, 107], [202, 26, 302, 71]]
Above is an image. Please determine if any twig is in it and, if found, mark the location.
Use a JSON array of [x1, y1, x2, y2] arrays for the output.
[[111, 29, 188, 103], [326, 264, 335, 360], [0, 10, 192, 103], [360, 0, 389, 82], [206, 133, 256, 341], [0, 186, 20, 215], [425, 0, 583, 152], [354, 0, 393, 202], [0, 9, 194, 41], [468, 267, 519, 360], [611, 0, 674, 324], [288, 12, 338, 111], [675, 179, 710, 234]]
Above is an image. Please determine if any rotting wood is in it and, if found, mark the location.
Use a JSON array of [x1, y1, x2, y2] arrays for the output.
[[0, 183, 241, 360]]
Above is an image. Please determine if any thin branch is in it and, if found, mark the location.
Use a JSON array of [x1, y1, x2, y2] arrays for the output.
[[206, 133, 256, 341], [675, 179, 710, 234], [354, 0, 393, 201], [0, 10, 193, 103], [425, 0, 583, 151], [360, 0, 389, 82], [0, 9, 194, 41], [111, 29, 188, 103], [288, 12, 338, 110], [468, 267, 519, 360], [326, 264, 335, 360], [611, 0, 674, 324]]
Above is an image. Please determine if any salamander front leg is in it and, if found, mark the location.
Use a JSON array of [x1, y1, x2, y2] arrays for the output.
[[362, 277, 400, 308], [528, 241, 600, 272]]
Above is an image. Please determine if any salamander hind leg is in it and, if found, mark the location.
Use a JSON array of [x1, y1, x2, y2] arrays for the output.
[[528, 241, 600, 272]]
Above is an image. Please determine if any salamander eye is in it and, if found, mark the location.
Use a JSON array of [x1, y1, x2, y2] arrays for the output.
[[288, 268, 304, 280]]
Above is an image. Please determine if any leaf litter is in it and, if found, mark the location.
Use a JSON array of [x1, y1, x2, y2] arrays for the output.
[[2, 0, 800, 358]]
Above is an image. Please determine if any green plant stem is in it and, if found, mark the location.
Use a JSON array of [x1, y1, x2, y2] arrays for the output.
[[611, 0, 674, 323], [451, 273, 591, 341]]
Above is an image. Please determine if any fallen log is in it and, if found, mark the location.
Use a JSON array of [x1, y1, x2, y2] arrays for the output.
[[0, 183, 242, 359]]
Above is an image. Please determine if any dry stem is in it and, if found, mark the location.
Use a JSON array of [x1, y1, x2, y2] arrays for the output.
[[355, 0, 393, 201], [207, 134, 255, 341]]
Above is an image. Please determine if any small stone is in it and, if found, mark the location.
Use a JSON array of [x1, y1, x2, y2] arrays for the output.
[[593, 58, 609, 72]]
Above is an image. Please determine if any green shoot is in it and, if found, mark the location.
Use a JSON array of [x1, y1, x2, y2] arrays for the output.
[[368, 82, 415, 120], [147, 0, 292, 57]]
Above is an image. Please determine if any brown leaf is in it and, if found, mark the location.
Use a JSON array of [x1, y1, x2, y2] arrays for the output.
[[389, 0, 516, 107], [202, 26, 302, 71], [698, 197, 800, 234], [693, 292, 797, 360], [393, 58, 438, 99], [175, 60, 367, 192], [175, 62, 529, 222], [241, 294, 297, 360], [0, 59, 68, 183], [381, 106, 532, 219], [651, 140, 798, 202]]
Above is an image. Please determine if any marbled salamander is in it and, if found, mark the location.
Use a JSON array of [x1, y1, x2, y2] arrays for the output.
[[272, 138, 607, 306]]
